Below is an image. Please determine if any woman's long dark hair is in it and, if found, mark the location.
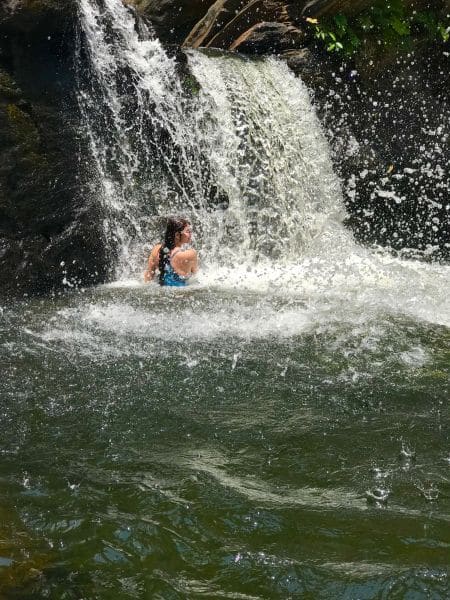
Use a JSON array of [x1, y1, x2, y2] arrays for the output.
[[158, 217, 190, 285]]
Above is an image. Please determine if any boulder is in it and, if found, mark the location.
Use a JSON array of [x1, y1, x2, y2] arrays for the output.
[[302, 43, 450, 260], [0, 0, 76, 34], [230, 22, 304, 54], [281, 47, 327, 87], [0, 0, 108, 297], [183, 0, 295, 51], [125, 0, 217, 44]]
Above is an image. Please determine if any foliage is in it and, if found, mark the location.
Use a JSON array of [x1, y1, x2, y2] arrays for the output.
[[310, 0, 450, 55]]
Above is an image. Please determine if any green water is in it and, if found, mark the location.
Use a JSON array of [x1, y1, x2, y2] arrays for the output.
[[1, 284, 449, 598]]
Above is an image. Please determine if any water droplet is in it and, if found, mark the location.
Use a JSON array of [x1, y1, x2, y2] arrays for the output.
[[366, 487, 390, 506], [419, 481, 439, 502], [399, 441, 416, 461]]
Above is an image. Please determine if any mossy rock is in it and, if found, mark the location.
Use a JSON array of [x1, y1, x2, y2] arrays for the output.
[[4, 103, 41, 148], [0, 70, 21, 101]]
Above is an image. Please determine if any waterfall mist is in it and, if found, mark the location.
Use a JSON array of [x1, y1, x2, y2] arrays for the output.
[[76, 0, 344, 280]]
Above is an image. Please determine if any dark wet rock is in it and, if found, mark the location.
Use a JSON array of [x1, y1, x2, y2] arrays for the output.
[[301, 0, 374, 18], [0, 0, 76, 34], [304, 44, 450, 260], [281, 47, 327, 87], [0, 0, 108, 298], [126, 0, 217, 44], [230, 22, 304, 54]]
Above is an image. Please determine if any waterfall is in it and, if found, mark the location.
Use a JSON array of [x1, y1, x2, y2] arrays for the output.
[[76, 0, 344, 280], [187, 52, 344, 265]]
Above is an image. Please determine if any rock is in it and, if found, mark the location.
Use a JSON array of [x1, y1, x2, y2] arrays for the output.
[[183, 0, 294, 50], [281, 47, 326, 87], [301, 0, 374, 18], [230, 22, 304, 54], [126, 0, 217, 44], [0, 1, 109, 298], [0, 0, 76, 34], [302, 43, 450, 260]]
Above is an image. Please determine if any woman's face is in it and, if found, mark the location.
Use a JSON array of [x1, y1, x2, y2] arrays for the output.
[[179, 224, 192, 245]]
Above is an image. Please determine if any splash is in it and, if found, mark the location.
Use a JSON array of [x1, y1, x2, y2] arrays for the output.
[[75, 0, 450, 333], [76, 0, 343, 277]]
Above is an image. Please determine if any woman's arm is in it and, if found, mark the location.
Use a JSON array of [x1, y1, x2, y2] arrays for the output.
[[143, 244, 161, 282]]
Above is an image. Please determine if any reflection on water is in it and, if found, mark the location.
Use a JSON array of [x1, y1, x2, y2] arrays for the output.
[[1, 250, 450, 597]]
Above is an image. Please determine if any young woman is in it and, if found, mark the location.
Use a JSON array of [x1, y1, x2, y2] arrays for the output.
[[144, 217, 198, 287]]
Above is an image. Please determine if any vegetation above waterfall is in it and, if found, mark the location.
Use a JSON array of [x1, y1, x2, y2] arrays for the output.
[[310, 0, 450, 55]]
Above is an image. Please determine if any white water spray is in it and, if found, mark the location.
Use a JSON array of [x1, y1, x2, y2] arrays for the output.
[[75, 0, 450, 333], [76, 0, 344, 277], [77, 0, 208, 274]]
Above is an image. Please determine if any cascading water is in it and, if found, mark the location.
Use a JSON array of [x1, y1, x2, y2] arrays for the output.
[[76, 0, 210, 275], [76, 0, 345, 279], [75, 0, 450, 327], [186, 52, 345, 264]]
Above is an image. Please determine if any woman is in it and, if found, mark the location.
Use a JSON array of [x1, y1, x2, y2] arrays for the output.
[[144, 217, 198, 287]]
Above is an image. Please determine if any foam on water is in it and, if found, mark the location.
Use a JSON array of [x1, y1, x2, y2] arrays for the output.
[[98, 234, 450, 334]]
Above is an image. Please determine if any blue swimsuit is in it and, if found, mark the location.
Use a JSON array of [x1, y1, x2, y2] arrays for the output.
[[162, 249, 187, 287]]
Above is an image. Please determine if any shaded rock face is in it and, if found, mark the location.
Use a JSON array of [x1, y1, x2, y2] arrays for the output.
[[0, 0, 109, 298], [290, 44, 450, 260], [126, 0, 217, 44], [302, 0, 374, 18], [0, 0, 76, 36], [230, 21, 304, 54]]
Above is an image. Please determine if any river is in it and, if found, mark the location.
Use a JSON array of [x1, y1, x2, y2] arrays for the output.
[[1, 0, 449, 596]]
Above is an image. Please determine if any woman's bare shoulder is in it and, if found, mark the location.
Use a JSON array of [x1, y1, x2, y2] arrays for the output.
[[172, 247, 196, 265], [176, 247, 197, 259]]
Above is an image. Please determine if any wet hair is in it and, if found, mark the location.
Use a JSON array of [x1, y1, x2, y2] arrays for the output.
[[158, 216, 190, 285]]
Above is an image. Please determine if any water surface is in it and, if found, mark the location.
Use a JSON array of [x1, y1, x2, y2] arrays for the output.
[[1, 253, 449, 598]]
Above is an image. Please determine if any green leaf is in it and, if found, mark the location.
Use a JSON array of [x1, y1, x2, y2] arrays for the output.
[[333, 14, 348, 33], [348, 30, 361, 48], [334, 14, 347, 27], [390, 16, 410, 36], [414, 11, 436, 30], [438, 24, 450, 42]]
